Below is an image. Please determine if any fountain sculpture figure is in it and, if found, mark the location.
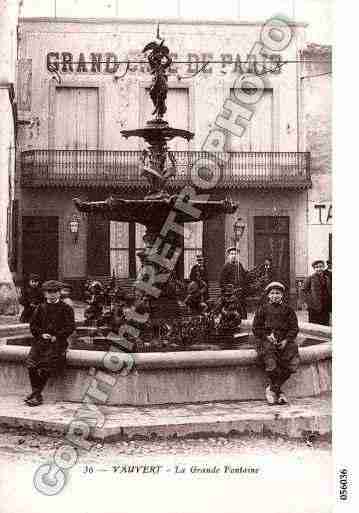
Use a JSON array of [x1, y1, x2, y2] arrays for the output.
[[74, 33, 238, 348]]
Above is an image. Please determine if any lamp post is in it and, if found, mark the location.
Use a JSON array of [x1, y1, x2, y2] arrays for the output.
[[232, 217, 246, 279], [233, 217, 245, 243], [69, 215, 80, 243]]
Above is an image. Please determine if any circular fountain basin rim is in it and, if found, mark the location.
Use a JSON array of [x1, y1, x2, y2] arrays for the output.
[[0, 342, 331, 370]]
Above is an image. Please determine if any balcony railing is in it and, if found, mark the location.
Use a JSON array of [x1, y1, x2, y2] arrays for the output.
[[21, 150, 311, 190]]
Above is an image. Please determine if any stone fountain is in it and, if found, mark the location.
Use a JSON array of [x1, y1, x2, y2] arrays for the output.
[[74, 35, 237, 348]]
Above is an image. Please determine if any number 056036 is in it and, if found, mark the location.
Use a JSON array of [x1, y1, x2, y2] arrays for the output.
[[339, 469, 348, 501]]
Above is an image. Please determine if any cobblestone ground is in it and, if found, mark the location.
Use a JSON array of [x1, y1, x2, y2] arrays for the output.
[[0, 425, 331, 462], [0, 426, 332, 513]]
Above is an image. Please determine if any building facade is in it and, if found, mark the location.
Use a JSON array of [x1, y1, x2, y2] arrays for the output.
[[302, 43, 332, 271], [16, 17, 313, 296], [0, 0, 20, 314]]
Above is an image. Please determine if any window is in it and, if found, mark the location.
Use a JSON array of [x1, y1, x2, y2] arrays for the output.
[[184, 222, 203, 279], [110, 222, 129, 278], [110, 222, 148, 278], [111, 221, 202, 279], [54, 87, 99, 150], [229, 88, 273, 152], [135, 223, 146, 275]]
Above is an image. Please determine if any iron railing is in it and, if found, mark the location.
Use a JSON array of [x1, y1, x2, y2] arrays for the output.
[[21, 149, 311, 189]]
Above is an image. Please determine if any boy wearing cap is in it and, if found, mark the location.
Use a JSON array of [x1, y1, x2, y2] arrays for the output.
[[302, 260, 332, 325], [25, 280, 75, 406], [19, 273, 44, 323], [252, 282, 299, 405], [219, 247, 248, 319]]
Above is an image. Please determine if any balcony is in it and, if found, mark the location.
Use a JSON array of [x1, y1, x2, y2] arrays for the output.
[[21, 150, 311, 190]]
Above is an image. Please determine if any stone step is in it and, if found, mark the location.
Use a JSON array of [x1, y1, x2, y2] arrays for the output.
[[0, 394, 331, 442]]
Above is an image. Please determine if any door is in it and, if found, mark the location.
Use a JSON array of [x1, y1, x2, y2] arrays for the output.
[[254, 216, 290, 287], [22, 216, 59, 281]]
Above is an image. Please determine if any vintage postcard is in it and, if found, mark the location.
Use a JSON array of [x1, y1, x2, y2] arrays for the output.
[[0, 1, 345, 512]]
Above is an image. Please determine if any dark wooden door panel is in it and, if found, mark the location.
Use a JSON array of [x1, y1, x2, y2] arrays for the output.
[[254, 216, 290, 287], [87, 215, 110, 276], [22, 216, 59, 281]]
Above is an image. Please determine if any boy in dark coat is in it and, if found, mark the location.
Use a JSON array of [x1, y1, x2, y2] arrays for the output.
[[252, 282, 299, 405], [219, 247, 248, 319], [19, 273, 44, 323], [25, 280, 75, 406]]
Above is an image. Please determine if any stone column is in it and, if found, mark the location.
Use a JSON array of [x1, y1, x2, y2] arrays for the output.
[[0, 0, 20, 315]]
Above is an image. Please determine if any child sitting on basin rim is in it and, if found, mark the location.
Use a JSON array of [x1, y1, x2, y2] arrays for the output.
[[252, 281, 299, 405], [25, 280, 75, 407]]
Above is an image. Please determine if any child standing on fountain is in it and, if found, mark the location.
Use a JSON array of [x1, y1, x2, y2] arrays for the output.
[[252, 282, 299, 405]]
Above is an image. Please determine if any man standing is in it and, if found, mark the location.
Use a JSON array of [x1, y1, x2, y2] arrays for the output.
[[25, 280, 75, 406], [219, 247, 248, 319], [302, 260, 332, 326]]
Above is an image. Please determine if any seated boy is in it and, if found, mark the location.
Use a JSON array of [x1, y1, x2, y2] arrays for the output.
[[25, 280, 75, 406], [182, 277, 208, 315], [252, 281, 299, 405]]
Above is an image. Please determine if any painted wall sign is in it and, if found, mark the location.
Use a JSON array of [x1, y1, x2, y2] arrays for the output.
[[46, 51, 283, 75], [309, 201, 333, 225]]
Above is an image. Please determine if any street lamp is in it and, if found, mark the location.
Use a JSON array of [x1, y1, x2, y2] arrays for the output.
[[69, 215, 80, 243], [233, 217, 246, 242]]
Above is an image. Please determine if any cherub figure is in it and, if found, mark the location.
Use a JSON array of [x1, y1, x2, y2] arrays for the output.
[[143, 39, 172, 119]]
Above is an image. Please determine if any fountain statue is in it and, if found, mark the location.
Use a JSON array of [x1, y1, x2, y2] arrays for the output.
[[74, 32, 238, 350]]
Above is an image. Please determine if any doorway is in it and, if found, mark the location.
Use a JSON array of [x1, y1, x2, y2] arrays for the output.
[[254, 216, 290, 287], [22, 216, 59, 281]]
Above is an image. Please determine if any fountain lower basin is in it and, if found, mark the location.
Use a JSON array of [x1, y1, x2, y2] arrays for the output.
[[0, 322, 331, 406]]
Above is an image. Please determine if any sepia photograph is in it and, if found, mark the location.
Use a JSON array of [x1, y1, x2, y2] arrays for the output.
[[0, 1, 339, 512]]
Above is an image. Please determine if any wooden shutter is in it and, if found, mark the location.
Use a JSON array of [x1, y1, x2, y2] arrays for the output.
[[55, 87, 99, 149], [87, 215, 110, 276], [230, 89, 273, 151]]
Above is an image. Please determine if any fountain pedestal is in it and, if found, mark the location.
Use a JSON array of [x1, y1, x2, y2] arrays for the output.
[[74, 34, 238, 349]]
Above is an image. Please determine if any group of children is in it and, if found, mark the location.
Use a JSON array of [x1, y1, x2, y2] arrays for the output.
[[19, 273, 300, 407], [180, 264, 300, 405]]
